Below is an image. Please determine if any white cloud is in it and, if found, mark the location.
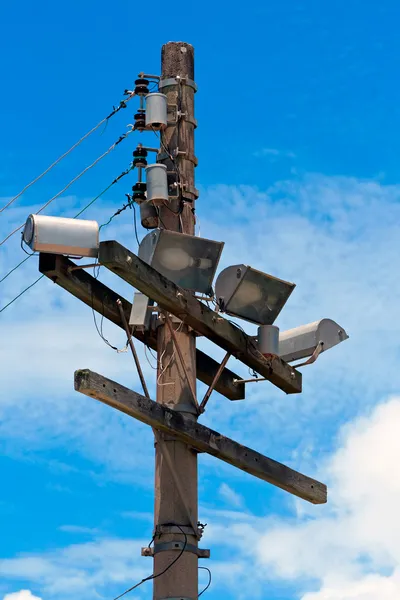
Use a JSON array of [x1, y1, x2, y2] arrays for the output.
[[218, 483, 244, 508], [248, 396, 400, 597], [301, 571, 400, 600], [4, 592, 42, 600], [3, 173, 400, 488], [0, 538, 148, 599]]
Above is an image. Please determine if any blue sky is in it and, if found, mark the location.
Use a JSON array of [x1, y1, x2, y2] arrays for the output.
[[2, 2, 400, 600]]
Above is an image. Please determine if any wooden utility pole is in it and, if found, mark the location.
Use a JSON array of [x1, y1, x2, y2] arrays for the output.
[[153, 42, 199, 599], [39, 40, 333, 600]]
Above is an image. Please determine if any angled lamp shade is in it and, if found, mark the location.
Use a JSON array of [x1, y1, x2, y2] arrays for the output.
[[215, 264, 295, 325], [279, 319, 349, 363], [139, 229, 224, 295]]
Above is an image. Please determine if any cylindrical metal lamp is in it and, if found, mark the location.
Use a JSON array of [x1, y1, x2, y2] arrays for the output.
[[257, 325, 279, 356], [146, 164, 169, 206], [145, 93, 167, 130]]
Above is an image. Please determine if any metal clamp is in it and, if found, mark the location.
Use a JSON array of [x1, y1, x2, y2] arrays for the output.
[[158, 150, 198, 167], [155, 524, 198, 537], [159, 77, 198, 92], [141, 541, 210, 558], [183, 185, 199, 199]]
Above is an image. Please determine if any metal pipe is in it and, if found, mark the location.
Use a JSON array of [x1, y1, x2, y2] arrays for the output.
[[116, 299, 150, 399], [199, 352, 231, 413], [67, 262, 100, 273], [164, 312, 200, 412], [233, 376, 268, 385]]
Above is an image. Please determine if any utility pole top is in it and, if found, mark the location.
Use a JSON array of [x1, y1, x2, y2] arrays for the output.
[[162, 42, 195, 79]]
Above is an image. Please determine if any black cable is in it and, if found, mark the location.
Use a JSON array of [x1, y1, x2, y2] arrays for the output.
[[90, 266, 128, 353], [132, 203, 140, 247], [20, 235, 36, 256], [112, 524, 187, 600], [198, 566, 212, 597]]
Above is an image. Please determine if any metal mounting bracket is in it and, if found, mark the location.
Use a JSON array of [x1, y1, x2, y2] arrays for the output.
[[157, 150, 198, 167], [141, 541, 210, 558], [155, 524, 199, 538], [159, 77, 198, 92]]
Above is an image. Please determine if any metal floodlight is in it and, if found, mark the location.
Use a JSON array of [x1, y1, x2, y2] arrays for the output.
[[23, 214, 99, 258], [279, 319, 349, 363], [139, 229, 224, 294], [215, 264, 295, 325]]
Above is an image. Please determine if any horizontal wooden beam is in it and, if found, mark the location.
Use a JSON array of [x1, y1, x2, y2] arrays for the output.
[[99, 241, 302, 394], [75, 369, 325, 504], [39, 253, 244, 401]]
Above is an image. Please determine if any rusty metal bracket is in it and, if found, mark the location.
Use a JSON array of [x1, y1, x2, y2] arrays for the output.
[[292, 341, 324, 368], [164, 313, 200, 413], [199, 352, 232, 413]]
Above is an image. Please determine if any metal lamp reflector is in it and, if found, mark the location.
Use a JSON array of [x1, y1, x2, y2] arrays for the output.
[[279, 319, 349, 363], [139, 229, 224, 294], [215, 264, 295, 325]]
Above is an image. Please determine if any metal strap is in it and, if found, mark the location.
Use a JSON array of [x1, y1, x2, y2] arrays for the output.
[[142, 541, 210, 558], [159, 77, 198, 92], [158, 150, 198, 167]]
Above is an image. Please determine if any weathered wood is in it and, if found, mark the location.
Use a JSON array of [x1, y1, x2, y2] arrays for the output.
[[39, 253, 244, 401], [75, 369, 325, 504], [98, 241, 302, 394]]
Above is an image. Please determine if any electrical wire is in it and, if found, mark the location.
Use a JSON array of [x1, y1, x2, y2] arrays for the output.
[[144, 345, 158, 370], [157, 320, 185, 385], [111, 524, 187, 600], [0, 129, 134, 247], [199, 566, 212, 597], [0, 167, 134, 312], [0, 166, 134, 286], [0, 275, 44, 314], [132, 203, 140, 247], [90, 279, 129, 353], [0, 92, 135, 215], [0, 255, 31, 284]]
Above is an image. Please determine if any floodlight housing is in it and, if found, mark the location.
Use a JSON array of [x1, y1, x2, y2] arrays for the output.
[[23, 214, 99, 258], [279, 319, 349, 363], [215, 264, 295, 325], [139, 229, 224, 294]]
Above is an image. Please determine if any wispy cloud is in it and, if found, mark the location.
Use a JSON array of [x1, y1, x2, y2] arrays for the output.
[[3, 173, 400, 483], [253, 147, 296, 159], [218, 483, 244, 509], [58, 525, 100, 535], [0, 538, 148, 600]]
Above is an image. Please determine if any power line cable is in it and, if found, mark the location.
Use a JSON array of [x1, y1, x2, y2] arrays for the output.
[[0, 92, 135, 215], [0, 166, 134, 285], [0, 167, 134, 312], [198, 566, 212, 597], [111, 524, 187, 600], [0, 275, 44, 314], [0, 129, 134, 247]]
